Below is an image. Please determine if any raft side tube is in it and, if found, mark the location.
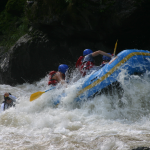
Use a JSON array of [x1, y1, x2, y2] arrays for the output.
[[74, 49, 150, 102]]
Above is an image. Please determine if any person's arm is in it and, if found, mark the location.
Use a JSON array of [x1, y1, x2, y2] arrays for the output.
[[9, 95, 17, 102], [91, 50, 112, 58]]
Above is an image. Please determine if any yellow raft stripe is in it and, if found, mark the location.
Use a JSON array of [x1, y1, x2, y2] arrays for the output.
[[76, 52, 150, 97]]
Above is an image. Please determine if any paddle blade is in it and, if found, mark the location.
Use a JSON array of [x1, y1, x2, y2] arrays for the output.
[[30, 91, 45, 101]]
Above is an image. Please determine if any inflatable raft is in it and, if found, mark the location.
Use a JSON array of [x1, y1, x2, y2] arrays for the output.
[[74, 49, 150, 102], [53, 49, 150, 105]]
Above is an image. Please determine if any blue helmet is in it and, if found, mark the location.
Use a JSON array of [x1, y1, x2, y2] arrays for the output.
[[102, 53, 111, 61], [83, 49, 93, 56], [58, 64, 69, 74]]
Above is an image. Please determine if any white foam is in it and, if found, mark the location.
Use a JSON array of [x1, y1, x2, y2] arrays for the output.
[[1, 71, 150, 149]]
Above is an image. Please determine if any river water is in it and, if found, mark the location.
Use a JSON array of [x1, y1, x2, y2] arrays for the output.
[[1, 71, 150, 150]]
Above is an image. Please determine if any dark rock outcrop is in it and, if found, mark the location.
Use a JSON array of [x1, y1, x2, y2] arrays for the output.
[[0, 30, 75, 84]]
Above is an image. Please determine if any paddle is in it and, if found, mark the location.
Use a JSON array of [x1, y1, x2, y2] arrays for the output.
[[30, 86, 55, 101], [113, 39, 118, 56]]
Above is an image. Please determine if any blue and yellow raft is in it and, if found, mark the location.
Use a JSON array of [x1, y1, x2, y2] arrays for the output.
[[54, 49, 150, 105]]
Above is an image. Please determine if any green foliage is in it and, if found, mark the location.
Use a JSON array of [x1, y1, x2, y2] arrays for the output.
[[0, 10, 28, 50], [6, 0, 26, 16], [45, 0, 68, 15], [26, 0, 68, 22], [0, 0, 28, 51], [64, 0, 115, 13], [99, 0, 116, 13], [0, 11, 17, 32]]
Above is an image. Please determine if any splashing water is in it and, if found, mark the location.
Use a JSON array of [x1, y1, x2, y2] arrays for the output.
[[1, 70, 150, 150]]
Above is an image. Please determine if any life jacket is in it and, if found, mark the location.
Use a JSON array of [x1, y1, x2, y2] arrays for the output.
[[80, 61, 95, 76], [48, 71, 58, 86], [75, 56, 84, 68], [76, 56, 94, 76], [48, 71, 65, 86], [76, 56, 95, 76]]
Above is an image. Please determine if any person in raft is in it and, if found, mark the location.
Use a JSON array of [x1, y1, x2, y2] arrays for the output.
[[1, 93, 17, 112], [99, 53, 112, 68], [75, 49, 113, 76], [48, 64, 69, 86]]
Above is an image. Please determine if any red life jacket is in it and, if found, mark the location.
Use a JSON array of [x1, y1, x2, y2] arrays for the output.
[[48, 71, 65, 86], [75, 56, 84, 68], [76, 56, 94, 76], [48, 71, 58, 86], [80, 61, 94, 76]]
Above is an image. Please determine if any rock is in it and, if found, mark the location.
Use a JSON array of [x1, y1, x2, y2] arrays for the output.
[[132, 147, 150, 150], [0, 30, 76, 84]]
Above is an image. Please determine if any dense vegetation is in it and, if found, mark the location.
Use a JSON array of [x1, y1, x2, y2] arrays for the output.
[[0, 0, 28, 50], [0, 0, 143, 51]]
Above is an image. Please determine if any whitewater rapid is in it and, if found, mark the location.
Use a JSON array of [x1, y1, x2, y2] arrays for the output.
[[1, 72, 150, 150]]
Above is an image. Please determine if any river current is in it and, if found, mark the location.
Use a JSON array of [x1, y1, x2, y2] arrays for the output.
[[1, 70, 150, 150]]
